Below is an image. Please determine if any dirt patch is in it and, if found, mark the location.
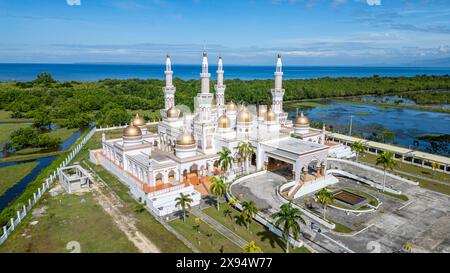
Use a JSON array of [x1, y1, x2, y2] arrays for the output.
[[31, 206, 47, 218]]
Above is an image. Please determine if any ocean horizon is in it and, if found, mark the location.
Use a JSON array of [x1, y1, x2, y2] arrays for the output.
[[1, 63, 450, 82]]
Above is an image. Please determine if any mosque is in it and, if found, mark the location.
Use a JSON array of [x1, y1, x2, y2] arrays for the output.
[[90, 51, 341, 216]]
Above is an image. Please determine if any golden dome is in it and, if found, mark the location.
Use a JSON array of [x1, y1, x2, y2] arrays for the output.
[[218, 114, 230, 128], [265, 108, 276, 122], [294, 112, 310, 127], [123, 122, 142, 138], [258, 105, 267, 117], [227, 101, 237, 112], [132, 113, 145, 126], [166, 106, 179, 118], [237, 106, 253, 124], [176, 132, 196, 146]]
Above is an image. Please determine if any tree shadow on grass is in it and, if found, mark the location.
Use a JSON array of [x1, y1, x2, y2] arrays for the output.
[[256, 228, 286, 251], [203, 195, 216, 207]]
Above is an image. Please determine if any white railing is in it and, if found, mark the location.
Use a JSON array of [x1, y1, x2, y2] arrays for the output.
[[0, 127, 96, 245], [95, 122, 158, 132]]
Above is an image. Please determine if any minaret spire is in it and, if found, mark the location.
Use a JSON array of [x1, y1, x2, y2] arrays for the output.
[[162, 53, 176, 111], [200, 48, 211, 93], [271, 52, 287, 124]]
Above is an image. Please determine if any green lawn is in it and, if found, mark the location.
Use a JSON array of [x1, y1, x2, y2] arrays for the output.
[[203, 202, 310, 253], [0, 192, 138, 253], [168, 214, 242, 253], [359, 153, 450, 195], [0, 123, 30, 144], [285, 101, 329, 109], [44, 127, 78, 142], [0, 161, 39, 196], [0, 110, 33, 123]]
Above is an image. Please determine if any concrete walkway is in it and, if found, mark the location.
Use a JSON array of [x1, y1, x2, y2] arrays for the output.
[[191, 208, 249, 249]]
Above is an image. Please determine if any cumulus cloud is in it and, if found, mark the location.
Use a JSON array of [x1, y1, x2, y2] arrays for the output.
[[366, 0, 381, 6], [66, 0, 81, 6]]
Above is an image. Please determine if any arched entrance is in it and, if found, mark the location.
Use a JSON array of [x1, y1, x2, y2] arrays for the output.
[[168, 170, 176, 182]]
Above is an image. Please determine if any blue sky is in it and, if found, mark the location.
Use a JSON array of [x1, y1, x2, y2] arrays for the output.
[[1, 0, 450, 65]]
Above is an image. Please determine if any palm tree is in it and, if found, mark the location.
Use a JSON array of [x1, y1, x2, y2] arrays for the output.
[[431, 162, 440, 177], [209, 176, 227, 210], [223, 208, 233, 221], [242, 241, 262, 253], [376, 151, 396, 192], [272, 202, 305, 253], [351, 141, 367, 162], [241, 200, 258, 230], [218, 147, 233, 176], [175, 193, 193, 222], [316, 188, 334, 219], [228, 198, 239, 207], [235, 142, 255, 174]]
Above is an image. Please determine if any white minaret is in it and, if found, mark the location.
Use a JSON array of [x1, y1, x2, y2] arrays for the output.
[[200, 49, 211, 94], [214, 55, 226, 107], [163, 54, 176, 110], [271, 53, 285, 115]]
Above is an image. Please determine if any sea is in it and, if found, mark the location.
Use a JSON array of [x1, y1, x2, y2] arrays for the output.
[[1, 63, 450, 82]]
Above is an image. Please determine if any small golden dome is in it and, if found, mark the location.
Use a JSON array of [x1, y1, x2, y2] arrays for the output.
[[258, 105, 267, 117], [176, 132, 196, 146], [123, 122, 142, 137], [294, 112, 310, 127], [166, 106, 179, 118], [218, 114, 230, 128], [227, 101, 237, 112], [266, 108, 276, 122], [132, 113, 145, 126], [237, 106, 253, 124]]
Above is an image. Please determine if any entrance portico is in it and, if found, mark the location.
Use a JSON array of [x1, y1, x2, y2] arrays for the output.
[[258, 137, 329, 182]]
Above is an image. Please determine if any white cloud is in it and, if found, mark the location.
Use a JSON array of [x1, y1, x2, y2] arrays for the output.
[[366, 0, 381, 6], [66, 0, 81, 6]]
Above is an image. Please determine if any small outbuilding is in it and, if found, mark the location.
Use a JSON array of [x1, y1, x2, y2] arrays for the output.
[[58, 165, 92, 193]]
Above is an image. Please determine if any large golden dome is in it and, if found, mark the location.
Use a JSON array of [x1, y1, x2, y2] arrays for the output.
[[123, 122, 142, 138], [132, 113, 145, 126], [217, 114, 230, 128], [237, 106, 253, 124], [176, 132, 196, 146], [227, 101, 237, 112], [166, 106, 179, 118], [294, 112, 310, 127], [265, 108, 276, 122]]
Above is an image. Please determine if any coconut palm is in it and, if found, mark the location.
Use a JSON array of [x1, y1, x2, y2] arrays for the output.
[[218, 147, 233, 176], [376, 151, 396, 192], [242, 241, 262, 253], [241, 200, 258, 230], [351, 141, 367, 162], [431, 162, 440, 177], [209, 175, 227, 210], [316, 188, 334, 219], [272, 202, 305, 253], [175, 193, 193, 222], [223, 208, 233, 220], [403, 241, 413, 252], [235, 141, 255, 174], [228, 198, 239, 207]]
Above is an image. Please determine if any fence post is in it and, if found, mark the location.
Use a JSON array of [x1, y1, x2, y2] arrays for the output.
[[10, 218, 14, 230], [16, 211, 21, 221], [38, 188, 41, 197], [28, 198, 31, 208], [33, 192, 37, 203], [2, 226, 6, 237], [23, 205, 26, 215]]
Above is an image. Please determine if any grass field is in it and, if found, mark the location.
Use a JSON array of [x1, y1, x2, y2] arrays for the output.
[[0, 123, 31, 144], [285, 101, 329, 109], [44, 127, 78, 142], [203, 203, 310, 253], [0, 192, 139, 253], [0, 161, 39, 196], [359, 153, 450, 195], [0, 110, 33, 123], [68, 128, 192, 253], [168, 214, 242, 253]]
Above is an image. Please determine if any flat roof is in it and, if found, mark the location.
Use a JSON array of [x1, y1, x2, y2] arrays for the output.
[[327, 132, 450, 165], [262, 137, 328, 156]]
